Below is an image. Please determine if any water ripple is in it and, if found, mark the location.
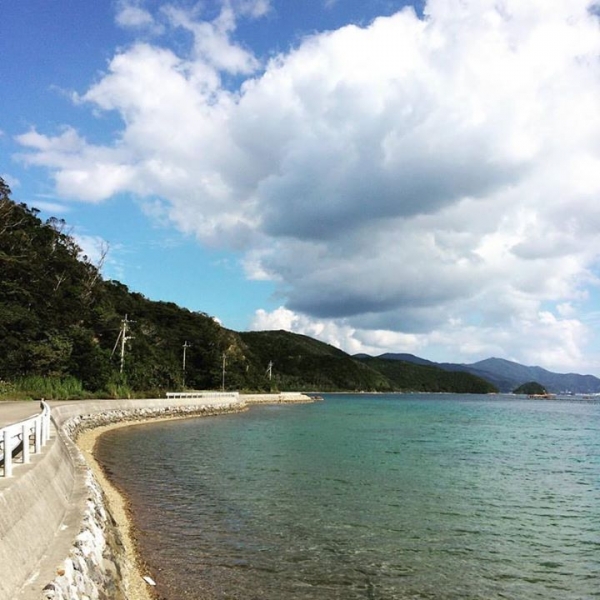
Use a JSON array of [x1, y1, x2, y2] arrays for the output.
[[97, 394, 600, 600]]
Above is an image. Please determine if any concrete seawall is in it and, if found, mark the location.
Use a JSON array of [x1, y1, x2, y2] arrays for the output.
[[0, 394, 310, 600], [243, 392, 318, 404]]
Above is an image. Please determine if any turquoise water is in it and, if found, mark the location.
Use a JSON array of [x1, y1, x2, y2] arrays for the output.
[[96, 394, 600, 599]]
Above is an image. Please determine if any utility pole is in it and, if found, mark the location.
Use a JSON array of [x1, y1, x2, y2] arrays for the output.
[[182, 341, 191, 388], [111, 314, 134, 375], [266, 360, 273, 381], [221, 352, 226, 392]]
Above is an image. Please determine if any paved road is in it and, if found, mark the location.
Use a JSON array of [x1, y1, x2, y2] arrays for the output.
[[0, 402, 41, 428]]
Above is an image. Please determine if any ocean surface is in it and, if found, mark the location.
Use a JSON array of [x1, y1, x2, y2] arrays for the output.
[[96, 394, 600, 599]]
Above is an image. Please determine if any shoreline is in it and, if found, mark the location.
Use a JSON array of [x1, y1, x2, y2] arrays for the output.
[[77, 420, 160, 600], [72, 394, 315, 599], [76, 410, 246, 600]]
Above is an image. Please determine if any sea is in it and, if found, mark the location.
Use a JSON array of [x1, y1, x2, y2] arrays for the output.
[[95, 394, 600, 600]]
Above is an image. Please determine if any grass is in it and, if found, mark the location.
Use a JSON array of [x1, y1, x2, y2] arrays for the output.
[[11, 375, 85, 400], [0, 377, 212, 401]]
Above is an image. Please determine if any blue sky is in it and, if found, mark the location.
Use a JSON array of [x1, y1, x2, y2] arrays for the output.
[[2, 0, 600, 374], [1, 0, 418, 330]]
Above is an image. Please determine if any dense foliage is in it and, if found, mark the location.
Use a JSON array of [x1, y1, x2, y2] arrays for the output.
[[513, 381, 548, 395], [0, 178, 498, 398], [239, 330, 392, 391], [356, 357, 499, 394], [0, 180, 235, 397]]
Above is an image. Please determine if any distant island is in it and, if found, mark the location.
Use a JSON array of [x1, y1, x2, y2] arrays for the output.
[[513, 382, 549, 396], [2, 177, 599, 400]]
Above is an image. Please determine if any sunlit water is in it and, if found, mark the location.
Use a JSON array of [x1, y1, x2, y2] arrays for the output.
[[96, 394, 600, 599]]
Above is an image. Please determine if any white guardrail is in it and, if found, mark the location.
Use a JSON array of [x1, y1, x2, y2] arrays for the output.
[[0, 401, 51, 478]]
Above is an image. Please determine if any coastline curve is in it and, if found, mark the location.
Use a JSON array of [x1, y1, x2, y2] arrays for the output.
[[1, 393, 311, 600]]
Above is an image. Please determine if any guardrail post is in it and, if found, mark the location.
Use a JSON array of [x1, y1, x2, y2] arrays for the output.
[[40, 409, 45, 446], [35, 417, 42, 454], [22, 423, 30, 464], [4, 429, 12, 478], [42, 402, 51, 444]]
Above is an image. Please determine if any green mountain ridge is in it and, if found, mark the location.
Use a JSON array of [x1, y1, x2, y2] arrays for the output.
[[378, 353, 600, 394], [0, 180, 497, 398]]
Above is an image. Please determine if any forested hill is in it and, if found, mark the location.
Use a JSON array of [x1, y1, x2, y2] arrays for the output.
[[0, 179, 497, 398], [377, 353, 600, 394]]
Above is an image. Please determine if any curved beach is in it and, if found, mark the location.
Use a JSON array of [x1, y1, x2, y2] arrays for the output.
[[73, 393, 315, 599], [1, 393, 313, 600], [78, 422, 158, 600]]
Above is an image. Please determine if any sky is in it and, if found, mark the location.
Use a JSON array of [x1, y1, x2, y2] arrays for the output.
[[2, 0, 600, 375]]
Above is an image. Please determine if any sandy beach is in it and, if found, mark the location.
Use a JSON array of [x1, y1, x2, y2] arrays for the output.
[[77, 416, 188, 600], [73, 394, 312, 599]]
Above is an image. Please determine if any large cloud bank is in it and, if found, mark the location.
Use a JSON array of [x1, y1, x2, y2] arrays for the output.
[[17, 0, 600, 371]]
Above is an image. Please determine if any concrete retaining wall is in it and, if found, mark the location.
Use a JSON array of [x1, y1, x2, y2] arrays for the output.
[[0, 419, 81, 600]]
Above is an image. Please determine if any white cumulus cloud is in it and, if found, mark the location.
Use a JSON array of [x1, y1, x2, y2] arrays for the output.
[[14, 0, 600, 372]]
